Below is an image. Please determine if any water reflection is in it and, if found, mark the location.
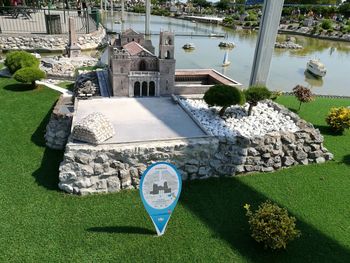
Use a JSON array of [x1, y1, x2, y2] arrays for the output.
[[304, 70, 324, 88], [102, 12, 350, 96]]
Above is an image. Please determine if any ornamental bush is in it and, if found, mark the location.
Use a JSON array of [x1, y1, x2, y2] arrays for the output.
[[326, 107, 350, 133], [204, 84, 245, 117], [4, 51, 40, 74], [244, 86, 272, 115], [13, 67, 46, 88], [293, 85, 314, 111], [244, 201, 301, 250], [321, 19, 333, 30]]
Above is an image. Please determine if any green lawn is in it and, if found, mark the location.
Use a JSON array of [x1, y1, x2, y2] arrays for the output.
[[0, 77, 349, 262]]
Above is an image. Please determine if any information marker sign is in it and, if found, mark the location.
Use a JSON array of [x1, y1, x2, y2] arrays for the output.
[[140, 162, 182, 236]]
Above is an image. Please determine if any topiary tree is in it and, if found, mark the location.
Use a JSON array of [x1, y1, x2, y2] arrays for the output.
[[204, 84, 245, 117], [293, 85, 314, 111], [244, 201, 301, 250], [244, 85, 272, 116], [4, 51, 39, 74], [13, 67, 46, 88]]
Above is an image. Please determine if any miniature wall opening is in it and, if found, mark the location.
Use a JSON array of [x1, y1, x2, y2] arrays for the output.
[[134, 81, 140, 96], [142, 81, 148, 96], [149, 81, 155, 96]]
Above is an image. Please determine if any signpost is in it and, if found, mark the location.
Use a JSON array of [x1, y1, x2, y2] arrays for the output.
[[140, 162, 182, 236]]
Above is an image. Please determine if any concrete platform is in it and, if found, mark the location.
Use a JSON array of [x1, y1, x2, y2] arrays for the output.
[[73, 97, 207, 144]]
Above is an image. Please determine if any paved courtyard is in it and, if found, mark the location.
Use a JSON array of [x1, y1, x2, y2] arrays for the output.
[[73, 97, 207, 144]]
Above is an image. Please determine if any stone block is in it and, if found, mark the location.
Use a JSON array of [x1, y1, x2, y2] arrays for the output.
[[107, 177, 121, 192], [283, 156, 295, 166], [315, 157, 326, 164], [185, 164, 198, 174]]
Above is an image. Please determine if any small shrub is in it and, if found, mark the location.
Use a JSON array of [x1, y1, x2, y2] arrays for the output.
[[321, 19, 333, 30], [204, 84, 245, 117], [326, 107, 350, 133], [292, 85, 314, 111], [14, 67, 46, 88], [270, 90, 283, 101], [244, 86, 272, 115], [244, 201, 301, 250], [5, 51, 39, 74]]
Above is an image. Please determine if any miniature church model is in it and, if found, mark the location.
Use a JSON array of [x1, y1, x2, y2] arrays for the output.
[[108, 29, 176, 97]]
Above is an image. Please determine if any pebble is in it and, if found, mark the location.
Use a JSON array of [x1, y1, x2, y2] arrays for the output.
[[180, 99, 299, 138]]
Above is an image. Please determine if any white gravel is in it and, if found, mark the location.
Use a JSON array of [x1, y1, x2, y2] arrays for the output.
[[180, 99, 299, 138]]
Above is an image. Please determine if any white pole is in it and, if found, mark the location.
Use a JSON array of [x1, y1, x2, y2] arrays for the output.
[[121, 0, 125, 22], [249, 0, 284, 86], [145, 0, 151, 35]]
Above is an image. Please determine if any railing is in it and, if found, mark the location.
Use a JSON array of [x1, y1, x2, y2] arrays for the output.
[[0, 6, 99, 34], [129, 71, 160, 77]]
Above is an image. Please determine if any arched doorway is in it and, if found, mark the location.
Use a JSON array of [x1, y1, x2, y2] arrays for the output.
[[142, 81, 148, 96], [134, 82, 140, 97], [149, 81, 155, 96]]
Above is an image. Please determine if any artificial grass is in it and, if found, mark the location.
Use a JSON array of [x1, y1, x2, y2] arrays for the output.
[[0, 78, 349, 262]]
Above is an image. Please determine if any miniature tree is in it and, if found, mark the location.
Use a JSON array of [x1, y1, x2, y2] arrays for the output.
[[4, 51, 40, 74], [244, 201, 301, 250], [244, 85, 272, 116], [14, 67, 46, 88], [293, 85, 314, 111], [203, 84, 245, 117]]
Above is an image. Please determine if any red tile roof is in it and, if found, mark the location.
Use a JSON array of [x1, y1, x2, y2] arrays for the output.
[[123, 41, 153, 56]]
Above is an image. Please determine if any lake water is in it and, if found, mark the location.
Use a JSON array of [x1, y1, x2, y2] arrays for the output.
[[103, 12, 350, 96]]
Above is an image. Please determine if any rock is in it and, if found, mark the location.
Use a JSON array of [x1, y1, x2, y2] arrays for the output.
[[283, 156, 295, 166], [324, 152, 334, 161], [58, 183, 73, 193], [198, 167, 210, 176], [315, 157, 326, 164], [185, 164, 198, 174], [294, 150, 308, 160]]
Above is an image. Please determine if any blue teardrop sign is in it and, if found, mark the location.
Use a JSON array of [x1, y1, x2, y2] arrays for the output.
[[140, 162, 182, 236]]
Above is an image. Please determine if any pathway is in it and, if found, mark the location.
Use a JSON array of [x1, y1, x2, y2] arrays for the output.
[[36, 80, 73, 97]]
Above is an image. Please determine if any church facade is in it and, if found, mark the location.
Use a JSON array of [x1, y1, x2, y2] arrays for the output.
[[108, 29, 176, 97]]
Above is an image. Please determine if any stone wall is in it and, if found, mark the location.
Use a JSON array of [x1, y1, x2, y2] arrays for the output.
[[58, 100, 333, 195], [0, 27, 106, 52], [45, 95, 73, 150], [59, 137, 219, 195]]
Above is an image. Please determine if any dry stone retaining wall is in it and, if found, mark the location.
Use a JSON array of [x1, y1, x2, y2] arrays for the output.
[[0, 27, 106, 52], [59, 137, 219, 195], [45, 95, 73, 150], [58, 100, 333, 195]]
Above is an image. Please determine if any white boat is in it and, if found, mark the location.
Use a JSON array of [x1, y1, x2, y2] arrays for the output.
[[222, 51, 231, 67], [182, 43, 195, 50], [306, 59, 326, 77], [218, 41, 235, 48]]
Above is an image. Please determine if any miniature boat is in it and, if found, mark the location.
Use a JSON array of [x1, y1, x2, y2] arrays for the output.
[[222, 51, 231, 67], [306, 59, 326, 77], [114, 20, 121, 24], [182, 43, 195, 50], [218, 41, 235, 48]]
